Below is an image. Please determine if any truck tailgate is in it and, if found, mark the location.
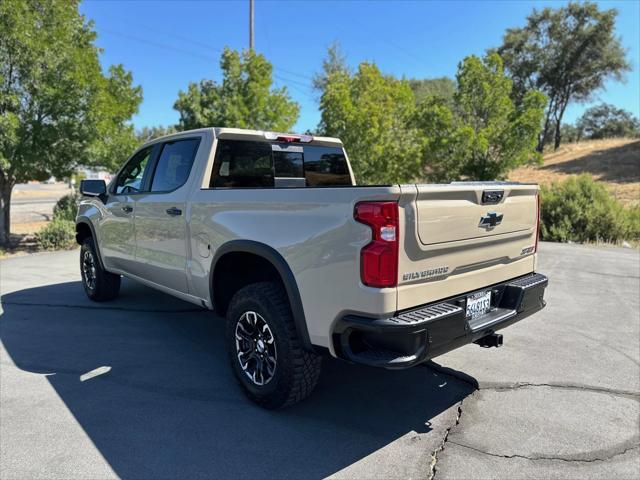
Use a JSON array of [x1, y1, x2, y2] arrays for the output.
[[397, 183, 539, 311]]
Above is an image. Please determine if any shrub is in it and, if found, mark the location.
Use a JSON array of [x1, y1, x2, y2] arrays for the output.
[[626, 206, 640, 241], [540, 174, 639, 243], [53, 193, 79, 222], [35, 219, 76, 250]]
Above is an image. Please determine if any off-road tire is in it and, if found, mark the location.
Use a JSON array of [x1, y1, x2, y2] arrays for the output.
[[80, 237, 121, 301], [226, 281, 322, 409]]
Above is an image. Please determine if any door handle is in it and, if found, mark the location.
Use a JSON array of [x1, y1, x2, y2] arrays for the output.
[[166, 207, 182, 216], [121, 205, 133, 213]]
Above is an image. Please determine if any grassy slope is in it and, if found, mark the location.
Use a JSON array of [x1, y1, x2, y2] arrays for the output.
[[509, 138, 640, 206]]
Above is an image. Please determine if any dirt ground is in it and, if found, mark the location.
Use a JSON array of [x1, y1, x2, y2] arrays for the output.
[[509, 138, 640, 206]]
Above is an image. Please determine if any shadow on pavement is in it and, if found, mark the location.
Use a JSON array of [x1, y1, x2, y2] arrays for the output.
[[1, 280, 475, 479]]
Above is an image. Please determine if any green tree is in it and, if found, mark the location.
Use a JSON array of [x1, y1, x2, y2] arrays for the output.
[[415, 54, 546, 182], [496, 1, 630, 150], [0, 0, 141, 245], [174, 47, 299, 132], [316, 57, 421, 184], [558, 123, 582, 144], [312, 42, 349, 93], [577, 103, 640, 139], [137, 125, 178, 144], [408, 77, 455, 104]]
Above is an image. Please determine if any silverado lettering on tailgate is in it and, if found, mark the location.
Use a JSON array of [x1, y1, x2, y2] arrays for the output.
[[402, 266, 450, 283]]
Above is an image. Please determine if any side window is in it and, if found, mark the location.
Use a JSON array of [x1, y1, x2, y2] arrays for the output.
[[150, 138, 200, 192], [303, 146, 352, 187], [114, 147, 153, 194], [210, 140, 274, 188]]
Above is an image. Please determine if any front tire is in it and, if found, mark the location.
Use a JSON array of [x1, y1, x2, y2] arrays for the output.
[[80, 237, 121, 301], [226, 282, 321, 409]]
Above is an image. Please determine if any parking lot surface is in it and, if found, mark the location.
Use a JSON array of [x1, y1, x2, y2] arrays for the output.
[[1, 242, 638, 479]]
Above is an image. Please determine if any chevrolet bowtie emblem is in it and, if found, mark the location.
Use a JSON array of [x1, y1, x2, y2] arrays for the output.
[[479, 212, 503, 228]]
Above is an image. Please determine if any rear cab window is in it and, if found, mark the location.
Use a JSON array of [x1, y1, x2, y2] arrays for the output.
[[210, 139, 352, 188]]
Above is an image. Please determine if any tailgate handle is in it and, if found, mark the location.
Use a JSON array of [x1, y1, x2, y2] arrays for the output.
[[482, 190, 504, 204]]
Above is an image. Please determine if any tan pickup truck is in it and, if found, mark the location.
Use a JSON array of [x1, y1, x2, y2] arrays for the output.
[[76, 128, 548, 408]]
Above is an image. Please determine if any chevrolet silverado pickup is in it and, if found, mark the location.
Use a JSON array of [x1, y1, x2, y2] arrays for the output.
[[76, 127, 548, 408]]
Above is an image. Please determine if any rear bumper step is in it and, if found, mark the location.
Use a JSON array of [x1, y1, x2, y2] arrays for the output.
[[333, 272, 548, 369]]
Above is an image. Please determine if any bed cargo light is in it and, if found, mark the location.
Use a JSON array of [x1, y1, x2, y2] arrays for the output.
[[354, 201, 399, 288]]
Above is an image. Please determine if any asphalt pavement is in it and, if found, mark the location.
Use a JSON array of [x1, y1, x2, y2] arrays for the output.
[[0, 242, 638, 479]]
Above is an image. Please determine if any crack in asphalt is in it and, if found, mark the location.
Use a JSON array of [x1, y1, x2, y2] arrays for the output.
[[446, 441, 640, 464], [424, 363, 640, 477], [423, 363, 639, 398], [428, 398, 467, 480], [580, 270, 640, 280], [1, 300, 204, 314], [482, 382, 640, 399]]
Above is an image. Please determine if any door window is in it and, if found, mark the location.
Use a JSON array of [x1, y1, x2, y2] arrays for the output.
[[114, 147, 153, 194], [150, 138, 200, 192]]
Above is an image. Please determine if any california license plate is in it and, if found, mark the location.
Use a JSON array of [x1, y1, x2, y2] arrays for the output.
[[466, 290, 491, 319]]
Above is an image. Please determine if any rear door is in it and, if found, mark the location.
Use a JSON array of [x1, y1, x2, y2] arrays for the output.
[[99, 146, 154, 272], [133, 137, 201, 293], [397, 183, 539, 311]]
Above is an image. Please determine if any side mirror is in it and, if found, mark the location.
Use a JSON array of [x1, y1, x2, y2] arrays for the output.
[[80, 179, 107, 197]]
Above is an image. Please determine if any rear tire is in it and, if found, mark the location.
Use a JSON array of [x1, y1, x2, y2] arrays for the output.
[[226, 281, 321, 409], [80, 237, 121, 301]]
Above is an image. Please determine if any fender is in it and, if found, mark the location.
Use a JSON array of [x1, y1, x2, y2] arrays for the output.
[[75, 217, 107, 271], [210, 240, 313, 352]]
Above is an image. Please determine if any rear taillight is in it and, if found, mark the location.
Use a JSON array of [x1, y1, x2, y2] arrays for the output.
[[354, 201, 399, 288], [535, 192, 541, 252]]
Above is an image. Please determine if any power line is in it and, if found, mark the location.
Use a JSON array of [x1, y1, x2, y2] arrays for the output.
[[274, 75, 315, 100], [350, 17, 427, 65], [98, 25, 313, 93], [274, 73, 314, 91], [117, 19, 315, 82], [98, 29, 216, 63], [276, 67, 314, 82]]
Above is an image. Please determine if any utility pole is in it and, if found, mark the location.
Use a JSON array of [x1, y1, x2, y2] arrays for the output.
[[249, 0, 254, 50]]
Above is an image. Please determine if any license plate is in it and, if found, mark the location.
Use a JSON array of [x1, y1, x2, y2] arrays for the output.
[[466, 290, 491, 319]]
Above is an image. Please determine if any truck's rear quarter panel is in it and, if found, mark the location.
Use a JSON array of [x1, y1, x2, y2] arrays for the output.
[[188, 186, 402, 348]]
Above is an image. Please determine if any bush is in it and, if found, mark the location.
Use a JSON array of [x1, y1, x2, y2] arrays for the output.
[[35, 219, 76, 250], [540, 174, 639, 243], [53, 193, 79, 222]]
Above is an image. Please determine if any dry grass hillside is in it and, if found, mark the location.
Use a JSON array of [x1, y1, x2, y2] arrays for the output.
[[509, 138, 640, 206]]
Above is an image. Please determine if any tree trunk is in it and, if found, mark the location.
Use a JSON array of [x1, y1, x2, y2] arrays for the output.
[[553, 94, 571, 151], [537, 95, 556, 152], [0, 176, 14, 247], [553, 122, 562, 150]]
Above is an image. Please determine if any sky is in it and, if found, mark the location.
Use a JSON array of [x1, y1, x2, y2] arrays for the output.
[[80, 0, 640, 133]]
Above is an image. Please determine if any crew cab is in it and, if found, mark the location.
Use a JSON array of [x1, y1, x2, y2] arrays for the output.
[[76, 127, 548, 408]]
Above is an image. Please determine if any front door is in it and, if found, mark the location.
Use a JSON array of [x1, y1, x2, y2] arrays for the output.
[[99, 146, 154, 272], [133, 137, 201, 294]]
